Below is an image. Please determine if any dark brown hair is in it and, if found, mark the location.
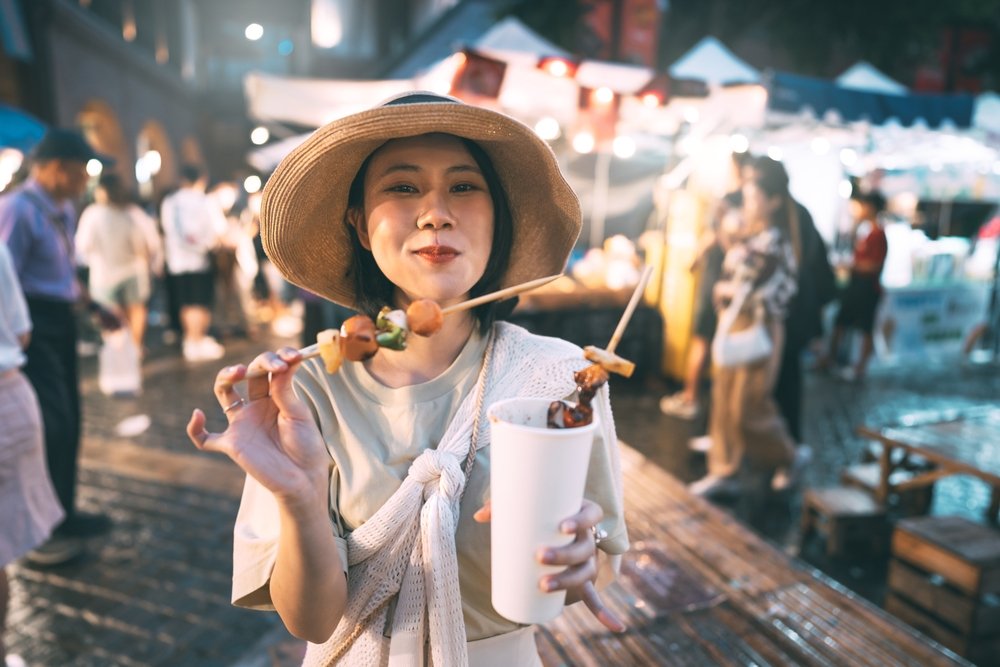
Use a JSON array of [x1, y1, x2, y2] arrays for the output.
[[750, 156, 792, 234], [97, 172, 132, 206]]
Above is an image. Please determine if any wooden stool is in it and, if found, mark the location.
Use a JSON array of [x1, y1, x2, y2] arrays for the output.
[[885, 516, 1000, 664], [800, 487, 887, 558], [840, 462, 935, 516]]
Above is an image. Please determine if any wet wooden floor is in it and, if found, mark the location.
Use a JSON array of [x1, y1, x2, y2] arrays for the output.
[[536, 444, 971, 667]]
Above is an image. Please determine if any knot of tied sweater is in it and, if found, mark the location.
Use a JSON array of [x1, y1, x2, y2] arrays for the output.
[[409, 448, 466, 501]]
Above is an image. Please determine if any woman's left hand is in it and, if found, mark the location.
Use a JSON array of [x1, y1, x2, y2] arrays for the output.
[[474, 499, 626, 633]]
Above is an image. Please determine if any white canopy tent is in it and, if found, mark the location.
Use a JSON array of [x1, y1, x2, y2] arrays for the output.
[[245, 74, 416, 128], [475, 16, 569, 57], [668, 36, 760, 86], [659, 50, 999, 235], [974, 92, 1000, 137], [835, 61, 907, 95]]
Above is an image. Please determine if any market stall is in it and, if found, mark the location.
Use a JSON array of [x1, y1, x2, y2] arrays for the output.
[[650, 59, 1000, 374]]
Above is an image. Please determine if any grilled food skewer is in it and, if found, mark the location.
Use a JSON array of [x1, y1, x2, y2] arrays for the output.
[[242, 274, 562, 380]]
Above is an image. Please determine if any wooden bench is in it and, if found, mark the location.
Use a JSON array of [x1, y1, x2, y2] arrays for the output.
[[885, 516, 1000, 664], [536, 445, 970, 665], [841, 462, 935, 516], [800, 486, 888, 558]]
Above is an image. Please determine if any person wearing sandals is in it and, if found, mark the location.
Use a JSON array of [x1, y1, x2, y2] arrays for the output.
[[186, 92, 628, 666]]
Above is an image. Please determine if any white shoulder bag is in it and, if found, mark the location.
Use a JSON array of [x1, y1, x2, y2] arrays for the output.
[[711, 284, 772, 367]]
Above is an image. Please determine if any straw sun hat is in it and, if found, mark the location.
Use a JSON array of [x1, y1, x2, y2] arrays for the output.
[[259, 91, 581, 309]]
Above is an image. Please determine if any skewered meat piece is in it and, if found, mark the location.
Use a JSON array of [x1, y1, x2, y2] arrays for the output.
[[548, 401, 593, 429], [407, 299, 444, 336], [546, 363, 610, 429], [574, 364, 609, 402], [340, 315, 380, 361]]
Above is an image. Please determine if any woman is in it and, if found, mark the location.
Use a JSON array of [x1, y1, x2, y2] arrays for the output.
[[690, 157, 800, 498], [76, 172, 163, 351], [186, 92, 628, 666]]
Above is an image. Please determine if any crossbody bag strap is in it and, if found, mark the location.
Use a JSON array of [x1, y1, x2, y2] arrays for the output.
[[718, 282, 750, 335]]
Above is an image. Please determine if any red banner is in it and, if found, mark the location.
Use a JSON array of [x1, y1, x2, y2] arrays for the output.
[[450, 49, 507, 100], [583, 0, 662, 67]]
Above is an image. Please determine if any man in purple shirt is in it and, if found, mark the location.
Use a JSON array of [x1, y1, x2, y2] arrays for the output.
[[0, 129, 115, 565]]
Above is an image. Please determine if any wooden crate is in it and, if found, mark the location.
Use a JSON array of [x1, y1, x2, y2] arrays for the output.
[[885, 592, 1000, 665], [887, 516, 1000, 663], [840, 462, 935, 516], [888, 558, 1000, 637], [892, 516, 1000, 597]]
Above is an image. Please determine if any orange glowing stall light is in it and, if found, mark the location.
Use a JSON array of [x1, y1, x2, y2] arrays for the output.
[[537, 56, 579, 78]]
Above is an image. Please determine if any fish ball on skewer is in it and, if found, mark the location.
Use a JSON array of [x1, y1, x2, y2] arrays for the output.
[[406, 299, 444, 337]]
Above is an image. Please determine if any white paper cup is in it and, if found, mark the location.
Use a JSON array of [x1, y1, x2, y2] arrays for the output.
[[488, 396, 596, 624]]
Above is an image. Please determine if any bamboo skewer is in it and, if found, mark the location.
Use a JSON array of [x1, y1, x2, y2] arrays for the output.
[[580, 265, 654, 378], [605, 265, 653, 355], [242, 274, 562, 380], [439, 274, 561, 316]]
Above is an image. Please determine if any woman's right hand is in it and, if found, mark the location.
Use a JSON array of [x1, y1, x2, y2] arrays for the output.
[[186, 347, 329, 502]]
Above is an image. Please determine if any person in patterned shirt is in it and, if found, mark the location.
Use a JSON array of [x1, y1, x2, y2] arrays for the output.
[[690, 157, 801, 499]]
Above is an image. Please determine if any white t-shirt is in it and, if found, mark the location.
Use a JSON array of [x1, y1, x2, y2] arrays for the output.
[[76, 203, 162, 296], [160, 187, 227, 274], [231, 326, 628, 642], [0, 241, 31, 373]]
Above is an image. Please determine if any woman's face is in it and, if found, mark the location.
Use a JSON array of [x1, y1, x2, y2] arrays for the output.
[[352, 134, 495, 307], [742, 180, 778, 226]]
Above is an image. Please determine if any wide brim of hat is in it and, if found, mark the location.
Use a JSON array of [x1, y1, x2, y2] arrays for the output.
[[260, 101, 581, 309]]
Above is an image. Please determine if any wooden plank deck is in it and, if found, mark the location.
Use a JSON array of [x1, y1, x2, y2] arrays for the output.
[[537, 444, 972, 666]]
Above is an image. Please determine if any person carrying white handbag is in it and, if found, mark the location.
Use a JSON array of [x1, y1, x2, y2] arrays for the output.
[[689, 158, 802, 499]]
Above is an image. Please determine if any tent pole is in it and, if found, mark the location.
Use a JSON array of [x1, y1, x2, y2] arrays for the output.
[[940, 200, 952, 238], [590, 148, 613, 248]]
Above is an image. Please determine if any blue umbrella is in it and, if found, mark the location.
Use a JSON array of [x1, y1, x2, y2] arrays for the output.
[[0, 104, 47, 151]]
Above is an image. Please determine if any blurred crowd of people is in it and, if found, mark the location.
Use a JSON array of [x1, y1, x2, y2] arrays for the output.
[[66, 158, 343, 369], [660, 152, 890, 503], [0, 128, 359, 667]]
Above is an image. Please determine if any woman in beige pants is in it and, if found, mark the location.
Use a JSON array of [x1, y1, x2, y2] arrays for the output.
[[690, 157, 801, 498]]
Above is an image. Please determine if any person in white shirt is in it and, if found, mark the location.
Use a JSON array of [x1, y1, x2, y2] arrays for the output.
[[160, 164, 228, 361], [0, 240, 66, 666], [76, 172, 163, 351]]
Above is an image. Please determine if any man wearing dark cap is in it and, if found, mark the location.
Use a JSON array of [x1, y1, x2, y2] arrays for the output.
[[0, 128, 115, 565]]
